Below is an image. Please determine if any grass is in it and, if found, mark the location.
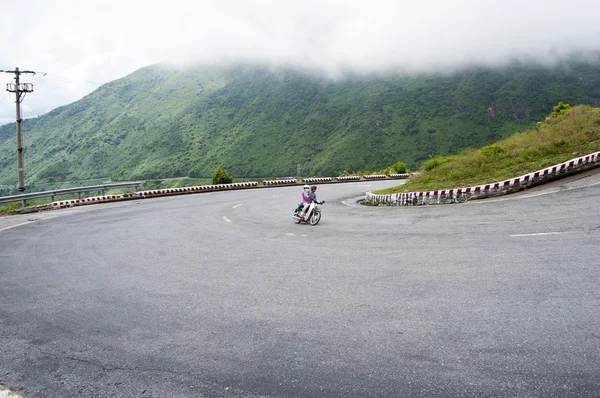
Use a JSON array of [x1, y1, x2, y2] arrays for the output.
[[375, 105, 600, 194], [0, 203, 23, 215], [0, 199, 50, 215]]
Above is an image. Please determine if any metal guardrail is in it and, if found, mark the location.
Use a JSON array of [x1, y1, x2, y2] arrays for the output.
[[0, 182, 142, 208]]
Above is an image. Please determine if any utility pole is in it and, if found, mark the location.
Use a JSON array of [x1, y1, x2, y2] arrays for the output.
[[1, 67, 35, 192]]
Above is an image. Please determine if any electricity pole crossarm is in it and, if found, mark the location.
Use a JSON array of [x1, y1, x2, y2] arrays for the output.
[[1, 67, 37, 192]]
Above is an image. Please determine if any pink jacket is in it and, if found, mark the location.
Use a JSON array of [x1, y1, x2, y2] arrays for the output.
[[301, 190, 310, 204]]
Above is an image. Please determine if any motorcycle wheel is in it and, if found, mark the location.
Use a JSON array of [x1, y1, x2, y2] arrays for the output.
[[293, 213, 302, 224], [310, 211, 321, 225]]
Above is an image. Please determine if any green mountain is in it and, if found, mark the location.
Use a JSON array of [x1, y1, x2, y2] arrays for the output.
[[1, 57, 600, 192]]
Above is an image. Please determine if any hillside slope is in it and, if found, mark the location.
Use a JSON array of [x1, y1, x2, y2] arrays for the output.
[[1, 58, 599, 191], [377, 105, 600, 193]]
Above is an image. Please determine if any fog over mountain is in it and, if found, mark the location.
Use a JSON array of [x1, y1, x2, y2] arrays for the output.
[[1, 0, 600, 126]]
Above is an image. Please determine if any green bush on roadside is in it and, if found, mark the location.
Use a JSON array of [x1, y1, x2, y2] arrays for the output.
[[212, 168, 233, 184]]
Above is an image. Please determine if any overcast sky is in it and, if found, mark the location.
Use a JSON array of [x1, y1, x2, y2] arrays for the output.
[[1, 0, 600, 126]]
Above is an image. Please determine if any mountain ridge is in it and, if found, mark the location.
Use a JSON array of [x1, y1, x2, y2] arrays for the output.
[[1, 58, 599, 192]]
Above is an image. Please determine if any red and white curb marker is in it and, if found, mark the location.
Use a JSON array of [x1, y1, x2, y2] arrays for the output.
[[51, 193, 137, 208], [135, 182, 259, 197], [263, 179, 298, 186], [362, 174, 387, 180], [335, 176, 360, 181], [302, 177, 333, 183], [51, 182, 259, 209], [365, 151, 600, 206]]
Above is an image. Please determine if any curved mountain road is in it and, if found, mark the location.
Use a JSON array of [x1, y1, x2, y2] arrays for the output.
[[1, 178, 599, 397]]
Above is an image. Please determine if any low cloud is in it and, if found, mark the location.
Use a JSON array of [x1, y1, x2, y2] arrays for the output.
[[1, 0, 600, 125]]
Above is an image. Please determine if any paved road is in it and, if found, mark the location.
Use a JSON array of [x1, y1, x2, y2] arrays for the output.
[[1, 178, 599, 397]]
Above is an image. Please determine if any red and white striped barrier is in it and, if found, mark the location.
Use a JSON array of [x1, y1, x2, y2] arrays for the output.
[[388, 174, 410, 179], [362, 174, 387, 180], [335, 176, 360, 181], [365, 151, 600, 206], [135, 182, 258, 197], [302, 177, 333, 183], [262, 179, 298, 186], [51, 182, 259, 208], [51, 193, 138, 208]]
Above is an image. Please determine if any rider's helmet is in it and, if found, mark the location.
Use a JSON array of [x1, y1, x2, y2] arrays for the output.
[[310, 185, 317, 190], [303, 185, 310, 191]]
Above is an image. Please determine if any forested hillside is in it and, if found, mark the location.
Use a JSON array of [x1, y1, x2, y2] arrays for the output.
[[1, 57, 599, 191]]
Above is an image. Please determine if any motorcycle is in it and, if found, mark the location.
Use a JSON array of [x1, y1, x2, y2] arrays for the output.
[[293, 201, 324, 225]]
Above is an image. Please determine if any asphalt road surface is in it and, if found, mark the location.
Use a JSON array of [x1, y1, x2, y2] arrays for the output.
[[1, 177, 599, 397]]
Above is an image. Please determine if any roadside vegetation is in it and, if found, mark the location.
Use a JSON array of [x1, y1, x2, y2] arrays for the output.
[[0, 202, 23, 215], [375, 104, 600, 194], [0, 199, 49, 215]]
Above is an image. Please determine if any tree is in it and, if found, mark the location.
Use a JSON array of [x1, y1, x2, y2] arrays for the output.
[[212, 167, 233, 184]]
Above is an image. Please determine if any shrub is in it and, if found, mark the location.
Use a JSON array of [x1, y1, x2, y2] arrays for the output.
[[212, 167, 233, 184], [551, 101, 571, 118], [392, 162, 408, 174]]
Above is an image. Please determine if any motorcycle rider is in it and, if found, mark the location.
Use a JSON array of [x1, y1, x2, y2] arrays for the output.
[[296, 185, 311, 215], [300, 184, 319, 219]]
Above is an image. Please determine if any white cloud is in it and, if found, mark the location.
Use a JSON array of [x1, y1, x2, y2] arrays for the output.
[[1, 0, 600, 125]]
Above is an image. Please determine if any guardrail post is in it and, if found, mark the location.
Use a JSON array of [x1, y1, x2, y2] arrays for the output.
[[100, 189, 105, 196], [21, 199, 26, 208], [77, 192, 81, 199]]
